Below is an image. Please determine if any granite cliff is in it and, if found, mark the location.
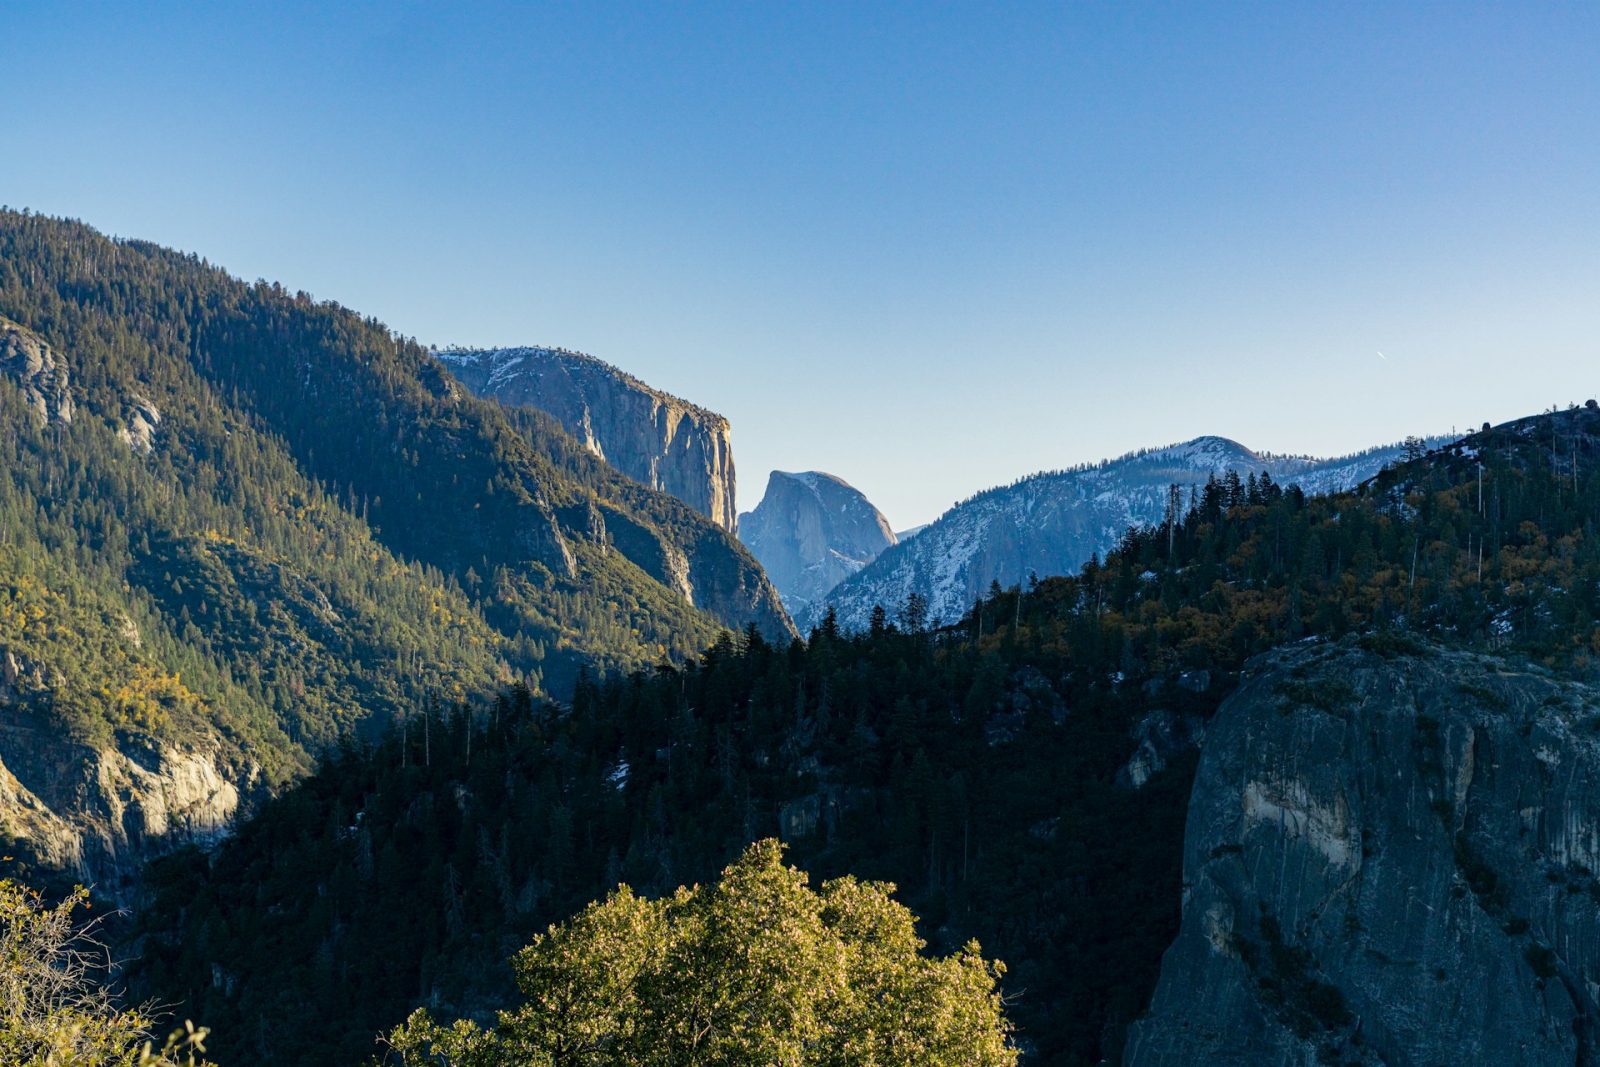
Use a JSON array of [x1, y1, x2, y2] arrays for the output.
[[1127, 637, 1600, 1066], [738, 471, 896, 616], [0, 315, 73, 426], [0, 707, 248, 901], [438, 346, 738, 531]]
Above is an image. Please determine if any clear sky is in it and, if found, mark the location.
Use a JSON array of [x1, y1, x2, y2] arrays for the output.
[[6, 2, 1599, 528]]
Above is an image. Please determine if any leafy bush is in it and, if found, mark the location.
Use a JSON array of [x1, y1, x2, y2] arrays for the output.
[[0, 880, 207, 1066], [384, 840, 1017, 1066]]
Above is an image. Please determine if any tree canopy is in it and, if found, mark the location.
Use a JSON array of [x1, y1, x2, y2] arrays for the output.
[[0, 208, 773, 784], [384, 840, 1016, 1067], [142, 405, 1600, 1065]]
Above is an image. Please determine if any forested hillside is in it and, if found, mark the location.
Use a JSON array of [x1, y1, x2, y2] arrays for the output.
[[0, 210, 787, 885], [137, 403, 1600, 1063]]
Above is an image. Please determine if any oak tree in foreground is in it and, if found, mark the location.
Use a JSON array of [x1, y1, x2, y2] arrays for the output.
[[0, 880, 207, 1066], [385, 839, 1017, 1066]]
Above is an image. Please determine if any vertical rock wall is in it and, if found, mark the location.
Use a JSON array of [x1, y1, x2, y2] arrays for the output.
[[439, 347, 738, 531], [1127, 639, 1600, 1066]]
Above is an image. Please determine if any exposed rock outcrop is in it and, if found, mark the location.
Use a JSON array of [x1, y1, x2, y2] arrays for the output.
[[739, 471, 896, 616], [437, 347, 738, 530], [680, 523, 794, 641], [1117, 708, 1206, 789], [0, 709, 249, 900], [118, 395, 161, 454], [1126, 638, 1600, 1066], [550, 495, 792, 641], [601, 507, 696, 605], [0, 315, 73, 426]]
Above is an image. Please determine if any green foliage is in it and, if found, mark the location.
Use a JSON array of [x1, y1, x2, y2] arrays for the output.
[[0, 880, 208, 1066], [1273, 679, 1356, 717], [137, 403, 1600, 1064], [0, 208, 768, 784], [0, 551, 212, 746], [1356, 630, 1426, 659], [12, 199, 1590, 1061], [139, 620, 1195, 1065], [383, 840, 1016, 1066]]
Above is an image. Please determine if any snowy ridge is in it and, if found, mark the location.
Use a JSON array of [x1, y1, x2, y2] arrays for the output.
[[805, 433, 1453, 633], [434, 345, 727, 425]]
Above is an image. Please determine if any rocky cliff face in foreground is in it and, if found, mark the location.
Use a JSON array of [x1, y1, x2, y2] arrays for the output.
[[1126, 638, 1600, 1066], [738, 471, 896, 616], [438, 346, 738, 531]]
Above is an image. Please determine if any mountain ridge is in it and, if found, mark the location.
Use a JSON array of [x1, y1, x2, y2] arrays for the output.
[[806, 432, 1451, 632], [136, 401, 1600, 1065], [0, 209, 789, 892]]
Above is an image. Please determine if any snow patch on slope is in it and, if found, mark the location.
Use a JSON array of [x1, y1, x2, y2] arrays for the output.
[[806, 434, 1452, 632]]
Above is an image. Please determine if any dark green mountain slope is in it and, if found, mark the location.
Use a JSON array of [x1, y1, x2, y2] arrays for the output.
[[136, 403, 1600, 1064], [0, 210, 788, 888]]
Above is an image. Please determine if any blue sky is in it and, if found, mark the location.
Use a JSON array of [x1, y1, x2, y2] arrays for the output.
[[6, 2, 1599, 527]]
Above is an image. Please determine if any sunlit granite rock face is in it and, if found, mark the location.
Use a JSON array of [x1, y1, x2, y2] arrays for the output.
[[1127, 638, 1600, 1066], [0, 315, 73, 426], [438, 346, 738, 531], [0, 707, 249, 902]]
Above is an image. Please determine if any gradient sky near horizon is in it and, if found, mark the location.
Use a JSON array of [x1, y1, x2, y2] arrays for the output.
[[6, 3, 1599, 527]]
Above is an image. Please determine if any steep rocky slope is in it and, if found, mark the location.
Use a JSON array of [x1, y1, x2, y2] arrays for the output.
[[438, 346, 738, 530], [0, 709, 245, 899], [809, 435, 1447, 632], [738, 470, 896, 615], [0, 314, 74, 426], [1127, 637, 1600, 1066]]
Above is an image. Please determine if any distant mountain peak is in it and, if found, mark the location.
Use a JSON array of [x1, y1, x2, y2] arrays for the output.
[[770, 469, 855, 493], [739, 470, 896, 615], [1145, 435, 1256, 463]]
